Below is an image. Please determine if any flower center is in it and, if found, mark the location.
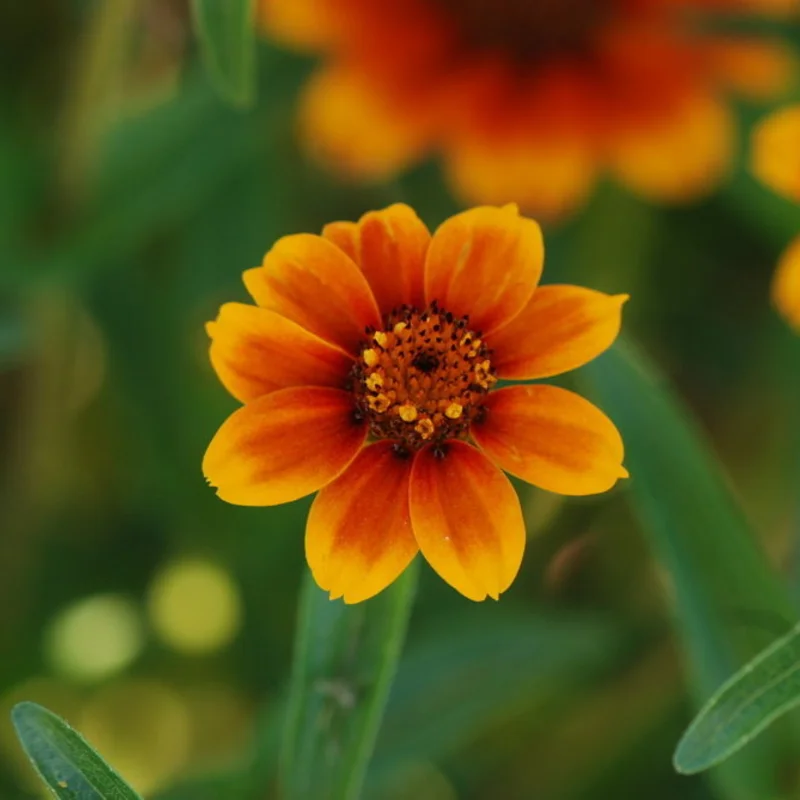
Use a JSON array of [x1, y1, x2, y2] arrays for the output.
[[351, 303, 497, 453], [433, 0, 613, 62]]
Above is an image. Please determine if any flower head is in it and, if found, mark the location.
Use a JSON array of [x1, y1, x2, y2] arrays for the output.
[[751, 106, 800, 331], [203, 204, 628, 602], [260, 0, 794, 218]]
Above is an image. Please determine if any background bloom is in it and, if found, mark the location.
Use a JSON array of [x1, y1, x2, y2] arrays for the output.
[[752, 105, 800, 330], [260, 0, 795, 218], [203, 204, 628, 602]]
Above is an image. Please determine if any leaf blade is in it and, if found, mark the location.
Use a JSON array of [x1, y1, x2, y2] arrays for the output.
[[190, 0, 256, 107], [11, 702, 141, 800], [675, 622, 800, 774]]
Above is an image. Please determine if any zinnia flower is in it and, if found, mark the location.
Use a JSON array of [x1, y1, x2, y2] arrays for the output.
[[752, 105, 800, 331], [203, 204, 628, 602], [259, 0, 794, 218]]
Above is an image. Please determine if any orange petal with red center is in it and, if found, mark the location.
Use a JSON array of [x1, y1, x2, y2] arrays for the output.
[[472, 385, 627, 496], [244, 233, 381, 354], [752, 105, 800, 202], [424, 205, 544, 336], [306, 441, 418, 603], [772, 235, 800, 332], [203, 387, 366, 506], [323, 204, 429, 315], [207, 303, 352, 403], [409, 441, 525, 601], [489, 285, 628, 380], [609, 92, 735, 202]]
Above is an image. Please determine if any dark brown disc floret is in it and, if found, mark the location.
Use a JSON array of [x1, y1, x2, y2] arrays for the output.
[[350, 302, 497, 452]]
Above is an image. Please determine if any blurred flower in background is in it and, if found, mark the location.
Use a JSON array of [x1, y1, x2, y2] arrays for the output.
[[260, 0, 796, 218], [752, 104, 800, 330]]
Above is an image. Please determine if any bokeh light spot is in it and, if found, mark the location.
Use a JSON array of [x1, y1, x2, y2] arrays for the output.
[[79, 679, 191, 795], [44, 594, 144, 683], [147, 558, 242, 655]]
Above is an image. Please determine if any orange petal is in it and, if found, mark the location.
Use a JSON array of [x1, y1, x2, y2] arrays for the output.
[[244, 233, 381, 354], [609, 92, 735, 202], [751, 105, 800, 202], [705, 38, 797, 100], [306, 441, 418, 603], [203, 387, 366, 506], [207, 303, 352, 403], [424, 205, 544, 336], [299, 65, 433, 181], [489, 285, 628, 380], [472, 385, 627, 496], [323, 204, 429, 315], [446, 136, 598, 221], [409, 441, 525, 601], [772, 235, 800, 332], [257, 0, 338, 50]]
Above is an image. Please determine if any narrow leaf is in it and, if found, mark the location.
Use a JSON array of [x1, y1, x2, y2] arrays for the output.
[[191, 0, 256, 107], [11, 702, 141, 799], [580, 340, 800, 799], [281, 563, 418, 800], [675, 623, 800, 774]]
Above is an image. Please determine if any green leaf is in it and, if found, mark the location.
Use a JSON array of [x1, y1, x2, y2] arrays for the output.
[[281, 563, 418, 800], [191, 0, 256, 107], [11, 701, 141, 799], [580, 340, 800, 800], [675, 622, 800, 775]]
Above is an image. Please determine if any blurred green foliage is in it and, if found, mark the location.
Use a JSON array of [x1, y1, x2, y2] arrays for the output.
[[3, 2, 800, 799]]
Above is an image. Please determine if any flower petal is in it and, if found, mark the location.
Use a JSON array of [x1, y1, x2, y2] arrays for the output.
[[609, 92, 735, 202], [207, 303, 352, 403], [446, 135, 598, 222], [752, 105, 800, 202], [306, 441, 418, 603], [323, 204, 429, 315], [409, 441, 525, 601], [299, 65, 433, 181], [705, 38, 797, 100], [203, 387, 366, 506], [489, 285, 628, 380], [258, 0, 338, 50], [772, 235, 800, 332], [472, 385, 628, 496], [424, 205, 544, 336], [244, 233, 381, 354]]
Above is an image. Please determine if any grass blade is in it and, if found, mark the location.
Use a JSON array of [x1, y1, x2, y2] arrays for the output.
[[281, 563, 418, 800], [580, 339, 800, 799], [11, 702, 141, 799]]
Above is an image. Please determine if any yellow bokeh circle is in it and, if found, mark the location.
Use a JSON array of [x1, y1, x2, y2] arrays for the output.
[[147, 558, 242, 655]]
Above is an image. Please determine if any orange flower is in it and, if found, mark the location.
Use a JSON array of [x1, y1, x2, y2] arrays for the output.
[[203, 204, 628, 602], [751, 106, 800, 331], [259, 0, 795, 218]]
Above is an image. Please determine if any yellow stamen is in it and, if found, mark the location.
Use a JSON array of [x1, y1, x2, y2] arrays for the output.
[[415, 418, 435, 440], [398, 403, 418, 422], [373, 331, 388, 348], [445, 402, 463, 420], [363, 348, 379, 367], [367, 394, 391, 413], [366, 373, 384, 391], [393, 322, 408, 335]]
